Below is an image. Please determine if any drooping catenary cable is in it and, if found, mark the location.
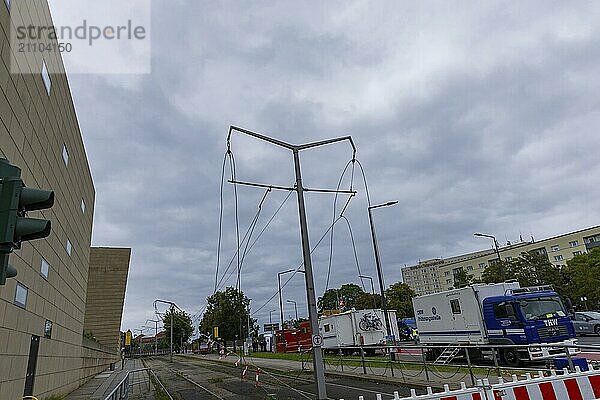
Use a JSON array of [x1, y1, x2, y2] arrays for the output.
[[250, 211, 353, 317], [214, 189, 293, 293], [194, 189, 294, 326], [228, 151, 242, 292], [325, 159, 357, 291], [214, 152, 228, 293], [215, 188, 271, 292]]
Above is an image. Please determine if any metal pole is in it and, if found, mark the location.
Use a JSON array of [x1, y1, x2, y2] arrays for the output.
[[287, 300, 298, 321], [359, 275, 377, 309], [474, 233, 503, 281], [170, 304, 174, 362], [226, 126, 356, 400], [293, 149, 327, 400], [368, 206, 392, 340]]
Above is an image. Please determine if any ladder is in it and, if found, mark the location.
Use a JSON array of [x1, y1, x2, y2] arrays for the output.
[[434, 346, 461, 365]]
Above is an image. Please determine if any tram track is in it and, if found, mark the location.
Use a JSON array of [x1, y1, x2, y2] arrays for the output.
[[144, 354, 416, 399]]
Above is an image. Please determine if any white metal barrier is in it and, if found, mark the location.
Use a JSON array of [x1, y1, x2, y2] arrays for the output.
[[488, 366, 600, 400], [339, 365, 600, 400]]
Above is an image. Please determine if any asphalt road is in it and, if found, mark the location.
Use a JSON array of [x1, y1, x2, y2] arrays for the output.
[[577, 335, 600, 346]]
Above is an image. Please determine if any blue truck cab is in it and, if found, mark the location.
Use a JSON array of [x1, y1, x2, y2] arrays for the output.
[[482, 286, 577, 363]]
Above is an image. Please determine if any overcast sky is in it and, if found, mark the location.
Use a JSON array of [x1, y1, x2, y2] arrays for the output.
[[57, 1, 600, 334]]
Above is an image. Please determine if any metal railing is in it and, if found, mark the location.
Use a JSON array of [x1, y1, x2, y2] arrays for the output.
[[103, 368, 151, 400], [261, 342, 600, 388]]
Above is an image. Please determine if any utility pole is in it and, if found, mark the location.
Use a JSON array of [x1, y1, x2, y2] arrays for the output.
[[227, 126, 356, 399], [287, 299, 298, 321], [359, 275, 377, 309], [278, 269, 295, 330], [154, 299, 181, 363], [146, 319, 160, 354], [368, 201, 398, 341]]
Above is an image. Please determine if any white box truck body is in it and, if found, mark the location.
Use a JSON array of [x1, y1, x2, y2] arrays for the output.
[[319, 309, 399, 349]]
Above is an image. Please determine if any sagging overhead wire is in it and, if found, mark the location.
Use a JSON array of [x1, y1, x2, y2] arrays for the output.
[[215, 188, 269, 292], [214, 189, 293, 293], [324, 157, 375, 293], [251, 212, 352, 317], [325, 158, 363, 291]]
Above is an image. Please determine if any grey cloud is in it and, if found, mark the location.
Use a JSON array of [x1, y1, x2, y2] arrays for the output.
[[63, 0, 600, 331]]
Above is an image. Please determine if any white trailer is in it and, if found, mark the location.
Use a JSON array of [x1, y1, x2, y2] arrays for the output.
[[319, 308, 399, 353]]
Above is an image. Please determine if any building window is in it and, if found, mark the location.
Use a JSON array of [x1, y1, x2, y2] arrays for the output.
[[15, 282, 28, 308], [444, 271, 450, 276], [569, 240, 579, 247], [554, 255, 564, 261], [41, 60, 52, 95], [324, 324, 331, 333], [551, 245, 560, 252], [573, 251, 582, 256], [446, 279, 452, 284], [505, 256, 512, 262], [44, 320, 53, 338], [466, 265, 474, 271], [478, 262, 486, 268], [81, 198, 86, 213], [62, 144, 69, 166], [40, 257, 49, 279], [66, 239, 72, 256], [450, 299, 461, 314]]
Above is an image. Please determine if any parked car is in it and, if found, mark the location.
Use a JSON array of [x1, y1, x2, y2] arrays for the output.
[[572, 311, 600, 336]]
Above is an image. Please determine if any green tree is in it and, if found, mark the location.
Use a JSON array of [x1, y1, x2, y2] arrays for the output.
[[318, 283, 364, 313], [355, 292, 383, 310], [453, 269, 474, 289], [162, 309, 194, 352], [200, 287, 255, 341], [563, 248, 600, 310], [481, 252, 566, 289], [385, 282, 415, 318]]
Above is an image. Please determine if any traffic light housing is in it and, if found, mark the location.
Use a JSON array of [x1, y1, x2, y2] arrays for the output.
[[0, 158, 54, 285]]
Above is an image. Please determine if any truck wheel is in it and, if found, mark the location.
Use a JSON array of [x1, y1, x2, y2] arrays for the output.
[[502, 349, 522, 367], [595, 325, 600, 335]]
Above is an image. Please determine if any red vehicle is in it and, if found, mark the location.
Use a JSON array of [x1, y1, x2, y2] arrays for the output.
[[275, 321, 311, 353]]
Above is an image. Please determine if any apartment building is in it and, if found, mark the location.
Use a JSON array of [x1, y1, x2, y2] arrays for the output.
[[402, 226, 600, 296]]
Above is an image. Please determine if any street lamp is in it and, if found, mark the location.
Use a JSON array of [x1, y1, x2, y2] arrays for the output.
[[358, 275, 377, 310], [581, 296, 589, 311], [146, 318, 160, 355], [287, 299, 298, 321], [154, 299, 182, 362], [278, 268, 295, 331], [368, 200, 398, 341], [474, 232, 503, 279], [268, 309, 277, 352]]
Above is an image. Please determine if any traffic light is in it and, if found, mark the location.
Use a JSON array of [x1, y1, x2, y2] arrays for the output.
[[0, 158, 54, 285]]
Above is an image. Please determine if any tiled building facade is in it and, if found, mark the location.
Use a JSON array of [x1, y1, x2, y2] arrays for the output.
[[84, 247, 131, 355], [0, 1, 123, 398], [402, 226, 600, 296]]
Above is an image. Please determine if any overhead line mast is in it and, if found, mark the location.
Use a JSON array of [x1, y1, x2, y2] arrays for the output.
[[226, 126, 356, 400]]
